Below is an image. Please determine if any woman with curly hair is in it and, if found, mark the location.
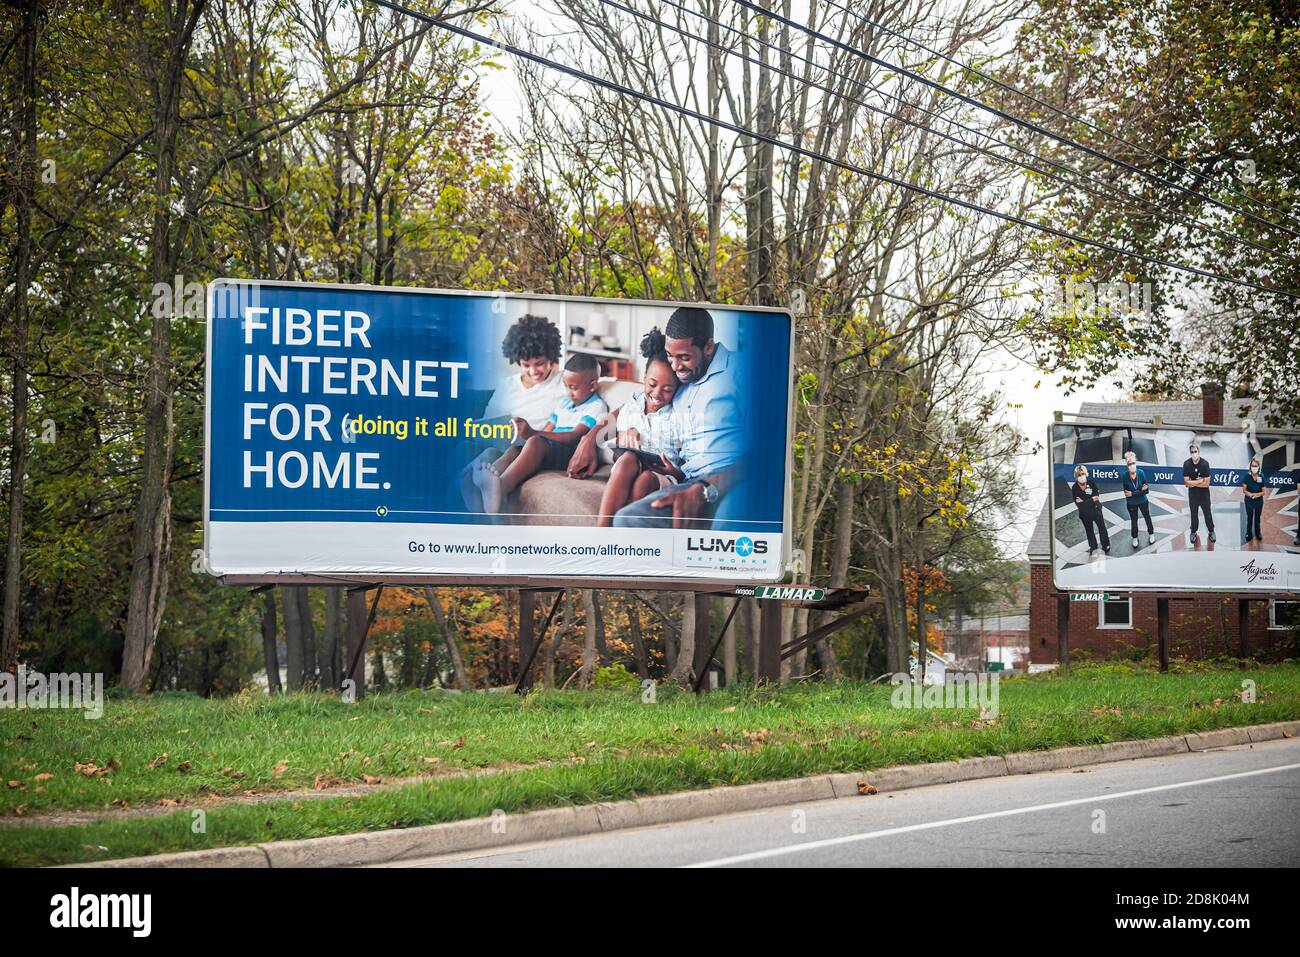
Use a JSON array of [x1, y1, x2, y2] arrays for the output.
[[460, 314, 566, 512]]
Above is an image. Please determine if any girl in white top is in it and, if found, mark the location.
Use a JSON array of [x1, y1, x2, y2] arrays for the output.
[[597, 329, 686, 527]]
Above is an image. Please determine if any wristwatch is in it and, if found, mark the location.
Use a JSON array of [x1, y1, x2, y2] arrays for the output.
[[697, 480, 719, 505]]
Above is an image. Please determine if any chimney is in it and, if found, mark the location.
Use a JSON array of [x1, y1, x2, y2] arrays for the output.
[[1201, 382, 1224, 426]]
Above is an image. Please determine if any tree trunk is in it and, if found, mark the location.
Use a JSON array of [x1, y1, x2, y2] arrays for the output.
[[260, 590, 282, 695], [917, 570, 927, 682], [580, 590, 598, 687], [627, 597, 649, 678], [120, 0, 207, 689], [423, 586, 468, 689], [541, 592, 572, 689], [282, 585, 305, 691], [297, 585, 317, 688], [671, 592, 696, 687], [1, 0, 39, 672], [323, 586, 342, 689]]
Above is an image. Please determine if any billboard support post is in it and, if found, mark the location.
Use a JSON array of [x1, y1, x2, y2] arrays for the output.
[[514, 589, 564, 694], [1238, 599, 1250, 658], [693, 597, 744, 693], [690, 594, 714, 688], [1056, 595, 1070, 671], [516, 589, 536, 691], [757, 601, 782, 683], [345, 586, 378, 700], [1157, 598, 1170, 671]]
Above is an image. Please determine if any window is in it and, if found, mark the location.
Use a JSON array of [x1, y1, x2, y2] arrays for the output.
[[1098, 597, 1133, 629], [1269, 601, 1300, 631]]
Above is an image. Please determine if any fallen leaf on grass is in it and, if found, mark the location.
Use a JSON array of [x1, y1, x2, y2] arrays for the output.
[[148, 753, 168, 769], [362, 775, 381, 785], [422, 756, 442, 766], [33, 772, 53, 781], [721, 706, 736, 713], [452, 736, 465, 750], [176, 761, 192, 774], [272, 763, 288, 777], [75, 761, 110, 778], [220, 768, 244, 780], [313, 774, 344, 790], [6, 780, 24, 790]]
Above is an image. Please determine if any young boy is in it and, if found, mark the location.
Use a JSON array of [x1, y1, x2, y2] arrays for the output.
[[475, 353, 607, 514]]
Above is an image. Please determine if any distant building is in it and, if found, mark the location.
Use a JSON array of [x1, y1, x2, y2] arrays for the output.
[[1027, 387, 1299, 664], [937, 613, 1029, 672]]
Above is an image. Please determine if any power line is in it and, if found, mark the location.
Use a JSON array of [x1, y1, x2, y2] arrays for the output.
[[365, 0, 1300, 300], [817, 0, 1294, 227], [600, 0, 1274, 259], [732, 0, 1300, 243]]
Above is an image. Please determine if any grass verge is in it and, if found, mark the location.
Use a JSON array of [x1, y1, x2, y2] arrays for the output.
[[2, 660, 1297, 866]]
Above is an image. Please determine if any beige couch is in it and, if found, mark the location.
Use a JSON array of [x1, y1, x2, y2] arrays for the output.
[[512, 377, 640, 526]]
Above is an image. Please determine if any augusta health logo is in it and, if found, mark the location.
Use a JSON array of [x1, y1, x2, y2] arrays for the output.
[[677, 534, 773, 569]]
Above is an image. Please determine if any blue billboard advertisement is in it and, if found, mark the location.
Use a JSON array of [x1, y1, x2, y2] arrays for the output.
[[204, 280, 793, 581], [1049, 421, 1300, 592]]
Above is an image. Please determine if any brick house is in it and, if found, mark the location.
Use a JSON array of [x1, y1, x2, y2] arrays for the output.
[[1027, 388, 1299, 664]]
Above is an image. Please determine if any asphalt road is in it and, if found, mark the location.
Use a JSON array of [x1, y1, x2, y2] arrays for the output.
[[390, 737, 1300, 868]]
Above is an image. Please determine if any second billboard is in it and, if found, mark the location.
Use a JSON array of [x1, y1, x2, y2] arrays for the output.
[[1050, 421, 1300, 592]]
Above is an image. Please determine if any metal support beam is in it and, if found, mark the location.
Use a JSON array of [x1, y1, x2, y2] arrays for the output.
[[779, 602, 877, 662]]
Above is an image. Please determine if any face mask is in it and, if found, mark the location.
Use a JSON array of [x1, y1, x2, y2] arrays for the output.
[[1127, 464, 1137, 473], [1251, 465, 1260, 474]]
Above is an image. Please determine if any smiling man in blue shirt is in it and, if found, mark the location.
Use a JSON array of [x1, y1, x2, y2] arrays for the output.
[[568, 306, 749, 528]]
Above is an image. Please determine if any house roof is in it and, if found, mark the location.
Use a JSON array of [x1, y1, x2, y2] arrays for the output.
[[943, 614, 1030, 632], [1026, 498, 1052, 562], [1074, 398, 1281, 429]]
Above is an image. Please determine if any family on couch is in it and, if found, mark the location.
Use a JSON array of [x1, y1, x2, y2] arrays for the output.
[[459, 307, 748, 530]]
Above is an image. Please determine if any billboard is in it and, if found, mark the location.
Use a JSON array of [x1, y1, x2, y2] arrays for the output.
[[203, 280, 793, 583], [1049, 420, 1300, 593]]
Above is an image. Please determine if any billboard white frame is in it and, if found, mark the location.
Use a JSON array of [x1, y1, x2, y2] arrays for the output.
[[203, 279, 797, 589], [1047, 416, 1300, 596]]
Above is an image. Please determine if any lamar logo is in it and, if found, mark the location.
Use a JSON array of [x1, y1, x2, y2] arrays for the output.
[[1239, 559, 1278, 584], [50, 887, 151, 937], [686, 535, 768, 556]]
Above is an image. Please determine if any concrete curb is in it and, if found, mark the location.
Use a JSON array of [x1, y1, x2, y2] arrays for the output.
[[74, 719, 1300, 868]]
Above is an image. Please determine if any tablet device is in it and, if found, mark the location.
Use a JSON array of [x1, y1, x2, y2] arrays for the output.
[[613, 445, 673, 470]]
